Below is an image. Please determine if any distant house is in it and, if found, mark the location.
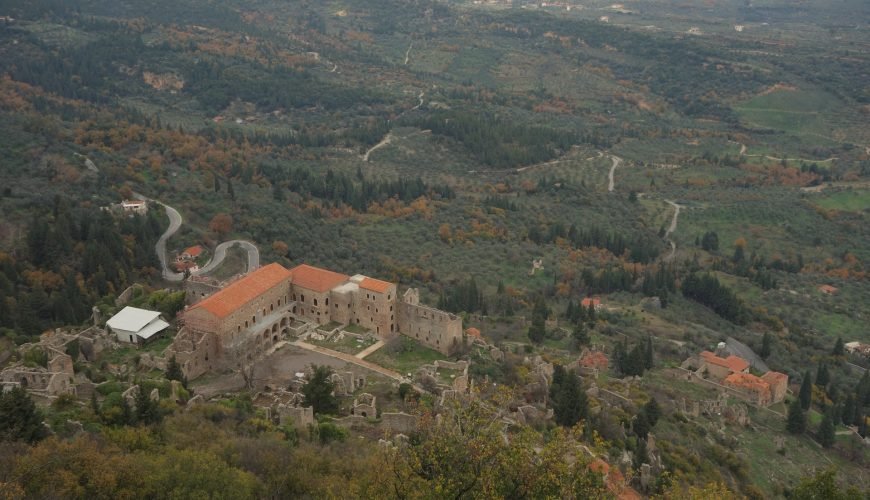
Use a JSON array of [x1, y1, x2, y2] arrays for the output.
[[579, 351, 609, 371], [698, 351, 749, 380], [465, 327, 482, 340], [724, 370, 789, 406], [106, 307, 170, 345], [121, 199, 148, 215], [818, 284, 838, 295], [581, 297, 602, 311], [181, 245, 204, 260]]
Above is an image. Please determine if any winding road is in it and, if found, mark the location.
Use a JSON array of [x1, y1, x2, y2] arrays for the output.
[[607, 154, 622, 192], [663, 200, 683, 261], [134, 192, 260, 282]]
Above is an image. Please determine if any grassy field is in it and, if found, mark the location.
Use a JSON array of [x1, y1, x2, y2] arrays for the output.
[[366, 336, 445, 375], [815, 189, 870, 213]]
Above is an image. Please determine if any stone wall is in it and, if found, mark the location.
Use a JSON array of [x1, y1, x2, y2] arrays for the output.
[[381, 412, 419, 434], [398, 288, 462, 355]]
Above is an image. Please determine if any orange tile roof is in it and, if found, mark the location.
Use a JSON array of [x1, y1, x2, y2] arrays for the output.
[[818, 284, 838, 294], [580, 351, 609, 370], [761, 371, 788, 385], [190, 263, 292, 318], [289, 264, 349, 293], [724, 373, 769, 395], [184, 245, 203, 257], [700, 351, 749, 373], [465, 327, 481, 338], [359, 276, 393, 293], [581, 297, 601, 307]]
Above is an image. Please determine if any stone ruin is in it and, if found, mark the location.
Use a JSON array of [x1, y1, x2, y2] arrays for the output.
[[416, 360, 471, 394], [253, 390, 315, 427], [351, 393, 377, 418]]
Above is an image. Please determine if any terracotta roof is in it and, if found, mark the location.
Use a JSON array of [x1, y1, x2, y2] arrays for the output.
[[289, 264, 349, 293], [359, 276, 393, 293], [184, 245, 203, 257], [190, 263, 292, 318], [761, 371, 788, 385], [724, 372, 769, 395], [818, 284, 838, 294], [580, 351, 609, 370], [581, 297, 601, 307], [700, 351, 749, 373], [465, 327, 481, 338]]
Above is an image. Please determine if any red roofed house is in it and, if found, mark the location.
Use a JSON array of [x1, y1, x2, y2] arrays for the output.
[[579, 350, 609, 371], [288, 264, 349, 326], [699, 351, 750, 380], [465, 327, 481, 339], [581, 297, 602, 311], [818, 284, 838, 295], [182, 245, 204, 260]]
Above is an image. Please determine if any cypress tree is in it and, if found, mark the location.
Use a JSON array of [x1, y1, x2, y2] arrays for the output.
[[644, 398, 661, 427], [644, 335, 654, 370], [816, 362, 830, 389], [760, 332, 772, 359], [787, 399, 807, 435], [832, 337, 845, 356], [0, 387, 47, 443], [818, 410, 835, 448], [799, 371, 813, 410]]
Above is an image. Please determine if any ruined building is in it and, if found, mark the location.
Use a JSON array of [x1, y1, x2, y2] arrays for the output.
[[169, 263, 462, 379]]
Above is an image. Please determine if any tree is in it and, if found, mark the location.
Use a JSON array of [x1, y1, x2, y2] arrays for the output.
[[166, 355, 184, 383], [208, 213, 233, 237], [644, 335, 654, 370], [301, 365, 338, 415], [551, 369, 588, 427], [832, 337, 845, 356], [134, 386, 162, 425], [633, 410, 650, 439], [572, 322, 589, 348], [799, 371, 813, 410], [816, 362, 830, 389], [792, 468, 863, 500], [633, 434, 648, 470], [787, 399, 807, 435], [0, 386, 47, 443], [760, 332, 772, 359], [817, 410, 835, 448], [644, 398, 661, 427]]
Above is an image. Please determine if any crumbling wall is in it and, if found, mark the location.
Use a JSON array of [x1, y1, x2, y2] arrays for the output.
[[381, 412, 418, 434]]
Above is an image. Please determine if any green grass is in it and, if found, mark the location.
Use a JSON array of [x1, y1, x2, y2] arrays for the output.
[[308, 333, 374, 355], [366, 336, 445, 375], [815, 190, 870, 213]]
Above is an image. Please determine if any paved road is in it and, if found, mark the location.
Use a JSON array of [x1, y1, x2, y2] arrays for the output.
[[134, 192, 259, 282], [196, 240, 259, 275]]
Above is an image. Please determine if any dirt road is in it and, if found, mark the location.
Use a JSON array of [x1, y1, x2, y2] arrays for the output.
[[608, 155, 622, 192]]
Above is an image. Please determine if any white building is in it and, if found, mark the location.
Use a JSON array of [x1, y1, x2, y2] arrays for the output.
[[106, 306, 170, 345], [121, 200, 148, 215]]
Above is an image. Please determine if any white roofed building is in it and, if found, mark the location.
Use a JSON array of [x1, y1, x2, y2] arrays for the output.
[[106, 306, 170, 345]]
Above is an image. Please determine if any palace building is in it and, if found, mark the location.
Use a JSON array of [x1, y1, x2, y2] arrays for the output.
[[169, 263, 461, 379]]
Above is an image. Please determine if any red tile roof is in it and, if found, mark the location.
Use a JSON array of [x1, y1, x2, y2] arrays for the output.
[[818, 284, 838, 294], [190, 263, 292, 318], [761, 371, 788, 385], [183, 245, 203, 257], [581, 297, 601, 308], [724, 372, 769, 395], [360, 276, 393, 293], [580, 351, 609, 370], [700, 351, 749, 373], [289, 264, 349, 293]]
